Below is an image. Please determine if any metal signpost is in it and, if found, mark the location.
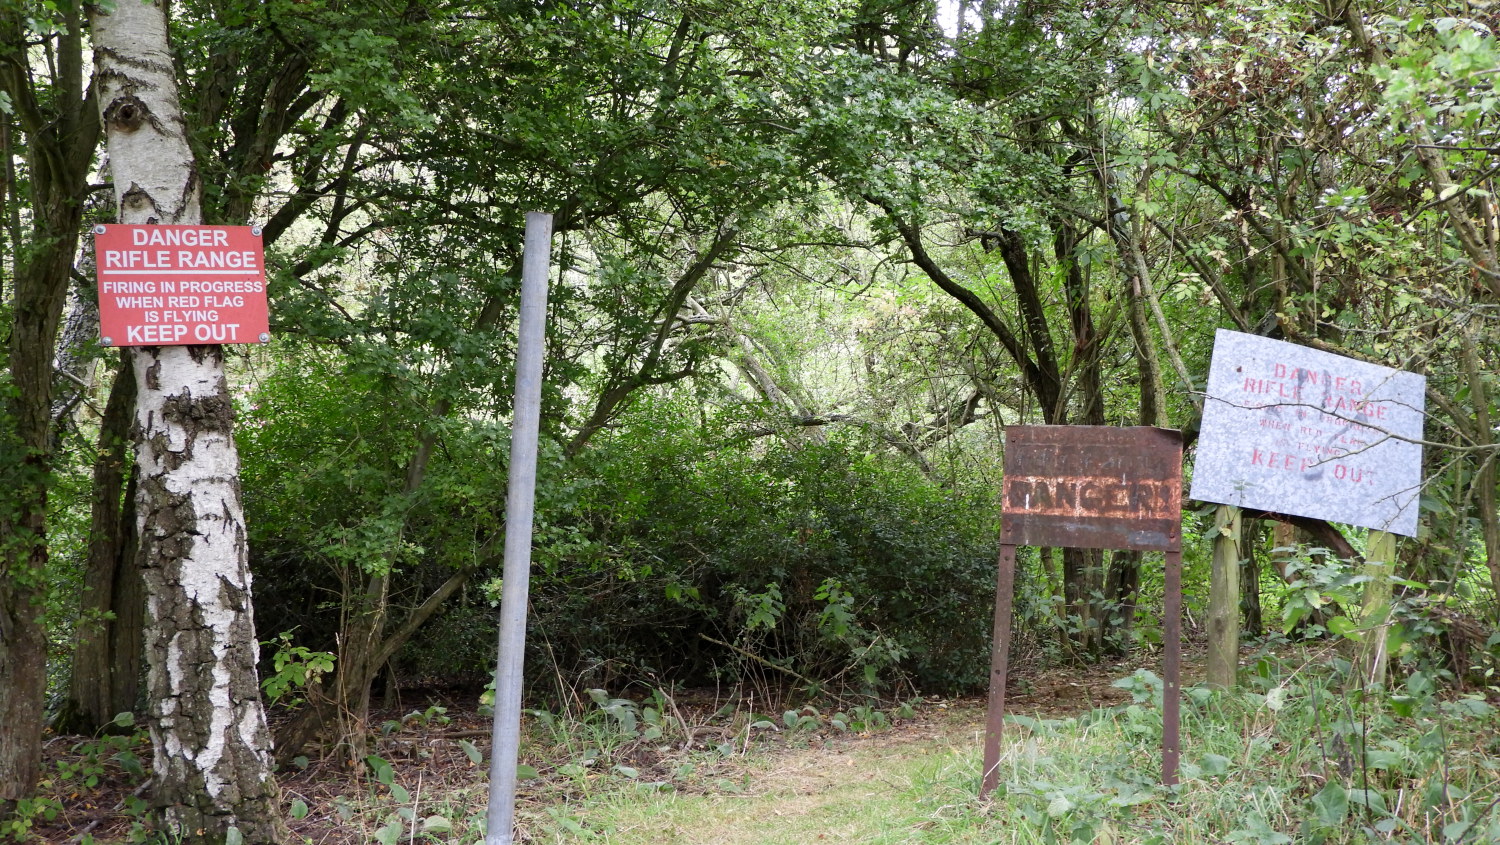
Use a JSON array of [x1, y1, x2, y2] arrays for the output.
[[1190, 329, 1426, 537], [94, 224, 270, 346], [982, 426, 1184, 796], [485, 213, 554, 845]]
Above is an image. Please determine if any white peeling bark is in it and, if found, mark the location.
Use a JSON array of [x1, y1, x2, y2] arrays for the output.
[[91, 1, 287, 842]]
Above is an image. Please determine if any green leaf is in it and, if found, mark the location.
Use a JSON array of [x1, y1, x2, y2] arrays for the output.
[[113, 751, 145, 780], [1107, 787, 1156, 807], [225, 827, 244, 845], [1199, 753, 1231, 776], [390, 783, 410, 803], [1311, 782, 1348, 827], [373, 820, 403, 845], [516, 764, 540, 780], [1282, 603, 1311, 634], [1007, 714, 1040, 732], [1443, 821, 1472, 841], [1348, 788, 1388, 814], [458, 739, 483, 765], [1442, 696, 1495, 718], [421, 815, 453, 834], [1385, 623, 1414, 657], [291, 799, 310, 820], [1265, 686, 1289, 712], [365, 755, 394, 785], [1325, 616, 1359, 639]]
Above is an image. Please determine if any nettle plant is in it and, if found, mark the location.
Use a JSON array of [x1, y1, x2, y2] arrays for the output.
[[1275, 545, 1500, 686], [0, 713, 151, 844], [988, 653, 1500, 845]]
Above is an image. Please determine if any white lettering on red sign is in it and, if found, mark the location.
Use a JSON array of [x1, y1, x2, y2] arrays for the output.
[[130, 227, 230, 247], [95, 225, 270, 347], [101, 249, 259, 271]]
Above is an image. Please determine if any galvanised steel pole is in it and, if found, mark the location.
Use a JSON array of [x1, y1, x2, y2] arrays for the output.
[[485, 212, 553, 845]]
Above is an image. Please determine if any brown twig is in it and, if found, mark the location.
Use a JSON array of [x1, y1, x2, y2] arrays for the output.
[[698, 634, 815, 687]]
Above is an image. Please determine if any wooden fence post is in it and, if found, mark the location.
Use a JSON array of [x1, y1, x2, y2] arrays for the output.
[[1355, 531, 1397, 689], [1207, 504, 1242, 689]]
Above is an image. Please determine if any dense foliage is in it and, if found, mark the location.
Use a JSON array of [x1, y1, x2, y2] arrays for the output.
[[4, 0, 1500, 834]]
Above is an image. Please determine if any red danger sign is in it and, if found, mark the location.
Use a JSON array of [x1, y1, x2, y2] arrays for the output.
[[95, 224, 270, 346]]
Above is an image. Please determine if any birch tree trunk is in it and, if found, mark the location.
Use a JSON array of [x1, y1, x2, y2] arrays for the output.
[[91, 2, 287, 841]]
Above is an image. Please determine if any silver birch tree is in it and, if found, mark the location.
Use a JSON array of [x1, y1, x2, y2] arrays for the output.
[[90, 1, 287, 841]]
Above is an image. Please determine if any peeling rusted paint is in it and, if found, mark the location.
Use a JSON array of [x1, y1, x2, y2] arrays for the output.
[[982, 426, 1185, 797], [1001, 425, 1182, 552]]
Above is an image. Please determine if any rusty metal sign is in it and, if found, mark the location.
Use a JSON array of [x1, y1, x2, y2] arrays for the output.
[[1002, 426, 1183, 551], [983, 426, 1185, 798]]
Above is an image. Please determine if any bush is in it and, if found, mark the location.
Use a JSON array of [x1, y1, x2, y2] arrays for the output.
[[531, 396, 1001, 696]]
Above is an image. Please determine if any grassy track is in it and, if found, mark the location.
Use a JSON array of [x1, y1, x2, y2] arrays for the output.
[[545, 706, 992, 844], [526, 669, 1500, 845]]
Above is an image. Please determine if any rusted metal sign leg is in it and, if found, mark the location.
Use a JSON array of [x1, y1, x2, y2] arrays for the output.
[[981, 543, 1019, 798], [1162, 548, 1182, 786]]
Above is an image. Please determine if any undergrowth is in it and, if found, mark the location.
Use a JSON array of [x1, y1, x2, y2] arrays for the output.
[[970, 650, 1500, 845], [16, 649, 1500, 843], [556, 650, 1500, 844]]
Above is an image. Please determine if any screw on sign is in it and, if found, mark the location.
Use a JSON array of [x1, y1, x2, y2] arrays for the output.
[[94, 224, 270, 346]]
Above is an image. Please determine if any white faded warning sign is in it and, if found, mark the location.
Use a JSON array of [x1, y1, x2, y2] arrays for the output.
[[1189, 329, 1426, 536]]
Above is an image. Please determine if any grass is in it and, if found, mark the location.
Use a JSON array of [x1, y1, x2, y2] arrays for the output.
[[529, 659, 1500, 844], [526, 702, 990, 844], [18, 650, 1500, 843]]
